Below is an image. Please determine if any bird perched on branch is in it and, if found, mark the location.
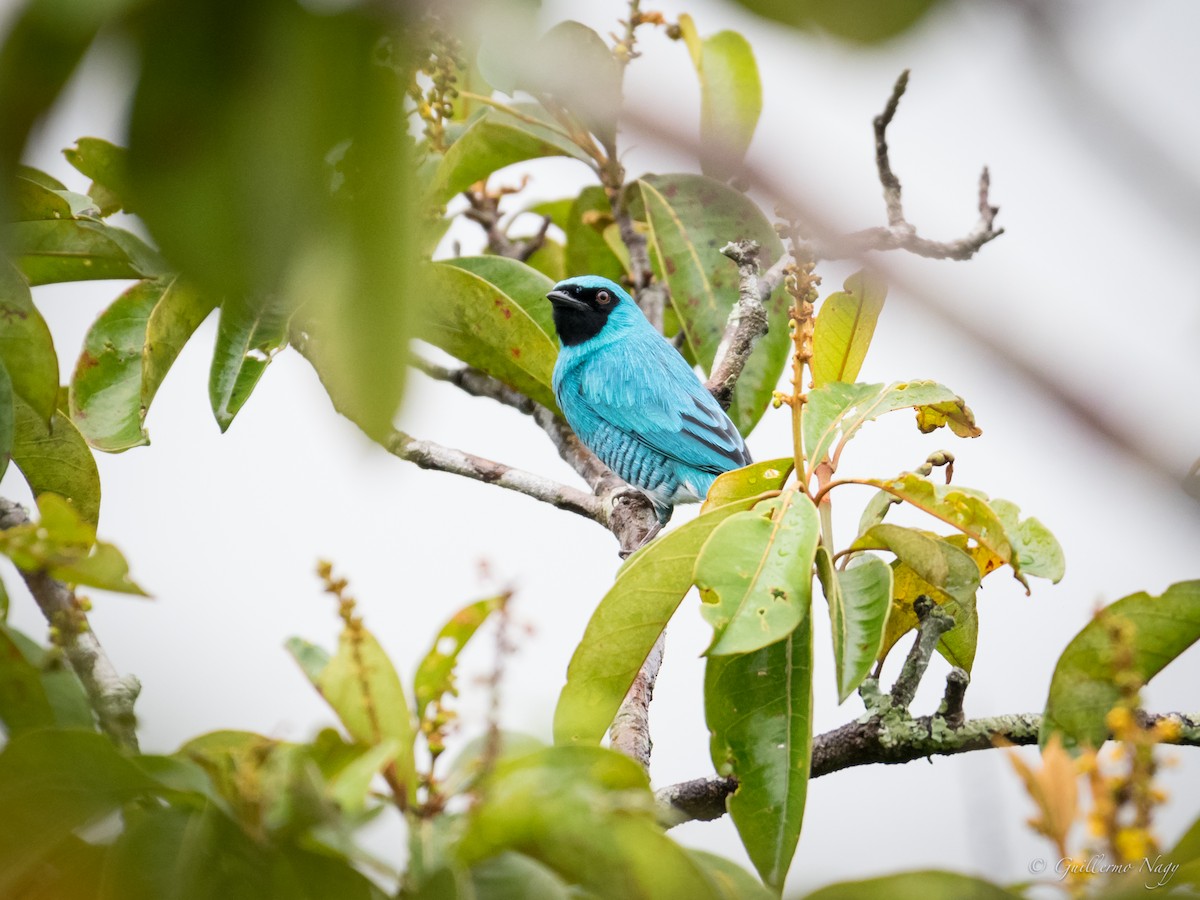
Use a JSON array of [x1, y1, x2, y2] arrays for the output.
[[547, 275, 751, 533]]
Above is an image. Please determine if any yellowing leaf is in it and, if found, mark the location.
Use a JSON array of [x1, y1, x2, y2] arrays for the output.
[[811, 270, 886, 388], [1007, 733, 1079, 853]]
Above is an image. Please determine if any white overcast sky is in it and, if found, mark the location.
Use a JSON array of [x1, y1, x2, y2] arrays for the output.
[[2, 0, 1199, 894]]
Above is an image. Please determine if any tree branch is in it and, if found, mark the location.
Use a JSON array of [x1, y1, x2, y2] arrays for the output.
[[0, 498, 141, 753], [706, 240, 771, 410], [412, 357, 538, 416], [382, 430, 606, 524], [889, 595, 955, 710], [657, 709, 1200, 826]]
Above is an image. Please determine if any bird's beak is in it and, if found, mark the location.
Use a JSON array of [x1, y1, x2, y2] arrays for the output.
[[547, 289, 589, 311]]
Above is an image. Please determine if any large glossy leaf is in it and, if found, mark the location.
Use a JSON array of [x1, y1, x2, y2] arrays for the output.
[[209, 294, 290, 433], [11, 398, 101, 527], [564, 186, 626, 285], [855, 526, 982, 672], [286, 625, 417, 801], [71, 277, 215, 451], [7, 219, 167, 285], [639, 174, 789, 435], [413, 594, 505, 721], [677, 18, 762, 181], [801, 870, 1019, 900], [458, 746, 720, 900], [1041, 580, 1200, 750], [554, 496, 761, 746], [428, 109, 593, 203], [422, 261, 559, 413], [0, 259, 58, 425], [701, 457, 793, 511], [816, 548, 893, 702], [706, 615, 813, 891], [803, 381, 978, 471], [442, 255, 556, 339], [0, 494, 145, 594], [729, 0, 945, 44], [0, 729, 159, 894], [695, 490, 820, 656], [811, 270, 886, 388], [63, 137, 132, 216]]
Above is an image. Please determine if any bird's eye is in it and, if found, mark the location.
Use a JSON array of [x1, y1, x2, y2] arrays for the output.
[[596, 290, 611, 305]]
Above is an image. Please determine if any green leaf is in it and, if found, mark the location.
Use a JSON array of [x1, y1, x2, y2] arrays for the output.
[[0, 729, 159, 894], [811, 270, 886, 388], [915, 397, 981, 438], [554, 497, 762, 746], [413, 594, 505, 721], [421, 261, 560, 413], [289, 624, 417, 800], [442, 255, 556, 340], [639, 174, 789, 435], [564, 186, 626, 286], [71, 277, 215, 452], [11, 399, 101, 527], [0, 493, 146, 594], [527, 22, 621, 146], [428, 110, 593, 204], [8, 219, 167, 285], [63, 137, 132, 216], [323, 739, 401, 816], [458, 746, 719, 900], [100, 803, 386, 900], [524, 238, 567, 283], [804, 380, 977, 470], [816, 548, 893, 702], [0, 258, 58, 425], [701, 457, 793, 511], [677, 18, 762, 181], [854, 525, 982, 672], [468, 852, 577, 900], [11, 167, 97, 220], [0, 361, 11, 481], [1041, 581, 1200, 750], [728, 0, 945, 45], [989, 499, 1064, 583], [865, 473, 1016, 583], [696, 490, 820, 655], [688, 851, 776, 900], [209, 294, 290, 433], [706, 614, 813, 891], [801, 870, 1020, 900]]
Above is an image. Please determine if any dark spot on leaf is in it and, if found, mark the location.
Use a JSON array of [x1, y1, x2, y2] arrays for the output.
[[663, 184, 678, 198], [665, 257, 676, 275], [510, 347, 521, 358], [0, 304, 28, 322], [493, 298, 512, 319], [76, 352, 100, 372]]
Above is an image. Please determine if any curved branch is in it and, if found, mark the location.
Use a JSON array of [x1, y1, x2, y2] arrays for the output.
[[0, 498, 141, 752], [706, 240, 771, 411]]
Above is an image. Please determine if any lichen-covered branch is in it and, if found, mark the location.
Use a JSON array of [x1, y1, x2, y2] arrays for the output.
[[0, 498, 141, 753], [656, 710, 1200, 827], [706, 240, 771, 410], [889, 595, 955, 710], [609, 632, 664, 767]]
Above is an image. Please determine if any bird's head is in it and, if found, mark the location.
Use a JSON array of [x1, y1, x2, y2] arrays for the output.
[[546, 275, 634, 346]]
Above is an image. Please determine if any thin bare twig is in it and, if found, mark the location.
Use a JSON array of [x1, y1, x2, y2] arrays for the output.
[[0, 498, 141, 752], [412, 357, 538, 416]]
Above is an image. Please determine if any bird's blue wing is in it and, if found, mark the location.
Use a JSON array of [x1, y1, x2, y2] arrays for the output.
[[571, 329, 751, 474]]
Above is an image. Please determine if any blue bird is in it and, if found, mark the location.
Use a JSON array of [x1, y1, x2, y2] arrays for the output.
[[547, 275, 751, 534]]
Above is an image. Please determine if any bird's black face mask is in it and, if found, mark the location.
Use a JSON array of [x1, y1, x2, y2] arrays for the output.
[[546, 283, 619, 346]]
